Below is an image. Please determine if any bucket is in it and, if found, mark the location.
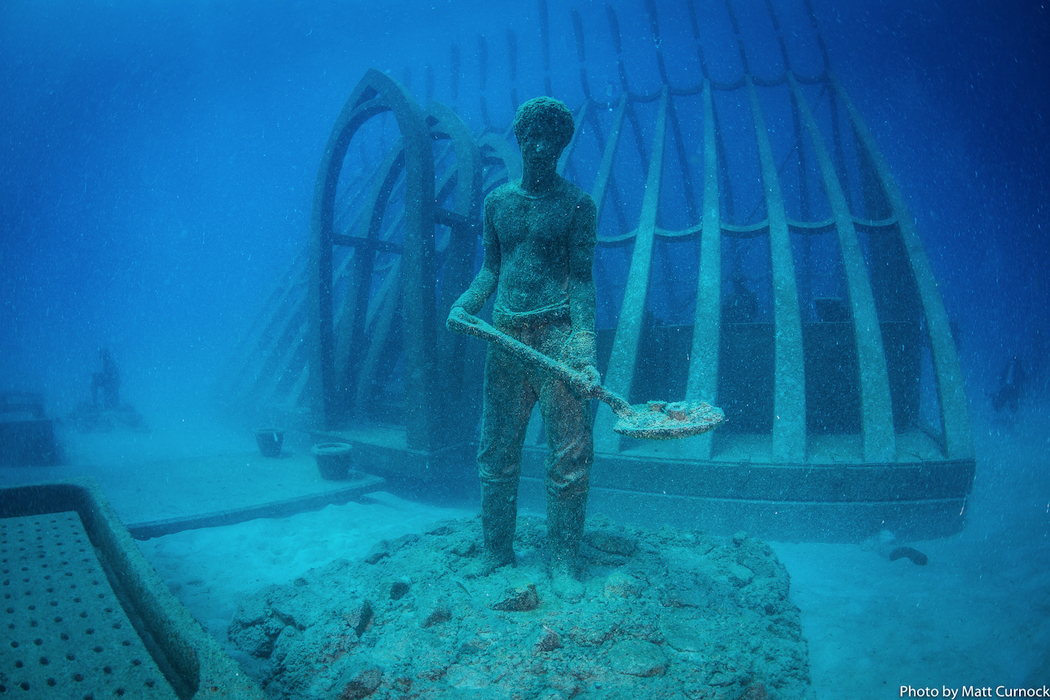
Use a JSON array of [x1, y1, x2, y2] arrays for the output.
[[254, 429, 285, 458], [312, 442, 353, 480]]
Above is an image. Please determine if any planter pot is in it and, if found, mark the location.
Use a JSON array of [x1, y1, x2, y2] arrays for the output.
[[254, 429, 285, 458], [312, 442, 353, 480]]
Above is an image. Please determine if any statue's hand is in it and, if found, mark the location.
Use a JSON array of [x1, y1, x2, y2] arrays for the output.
[[564, 330, 600, 397], [564, 330, 597, 369], [571, 364, 602, 398], [446, 305, 471, 332]]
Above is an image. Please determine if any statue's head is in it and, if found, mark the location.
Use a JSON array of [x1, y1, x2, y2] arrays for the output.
[[513, 97, 575, 152]]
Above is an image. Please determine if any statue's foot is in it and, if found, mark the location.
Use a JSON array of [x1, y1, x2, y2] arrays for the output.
[[550, 562, 584, 602], [462, 550, 515, 579]]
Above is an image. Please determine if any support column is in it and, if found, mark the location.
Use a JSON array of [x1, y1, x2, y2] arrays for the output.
[[684, 78, 723, 461], [834, 76, 973, 460], [746, 76, 807, 463], [790, 74, 896, 463], [595, 87, 669, 453]]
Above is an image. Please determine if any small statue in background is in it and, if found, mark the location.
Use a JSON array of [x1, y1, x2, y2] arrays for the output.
[[447, 97, 598, 600], [91, 347, 121, 411], [72, 347, 145, 432], [991, 356, 1026, 413]]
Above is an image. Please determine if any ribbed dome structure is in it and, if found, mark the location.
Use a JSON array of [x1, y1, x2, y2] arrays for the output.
[[218, 0, 973, 541]]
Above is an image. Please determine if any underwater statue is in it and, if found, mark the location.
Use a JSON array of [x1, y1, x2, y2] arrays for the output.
[[70, 346, 146, 432], [91, 347, 121, 411], [991, 356, 1026, 413], [447, 96, 599, 600]]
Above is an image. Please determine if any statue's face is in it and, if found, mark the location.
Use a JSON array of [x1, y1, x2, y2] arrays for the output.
[[519, 129, 561, 172]]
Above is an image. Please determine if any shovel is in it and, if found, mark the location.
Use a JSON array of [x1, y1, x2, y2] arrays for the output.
[[447, 311, 724, 440]]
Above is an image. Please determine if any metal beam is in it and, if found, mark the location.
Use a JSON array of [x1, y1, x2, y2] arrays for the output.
[[791, 74, 896, 462], [745, 75, 807, 463], [310, 69, 438, 451], [833, 75, 973, 460], [591, 93, 629, 227], [595, 86, 669, 452], [684, 78, 723, 460]]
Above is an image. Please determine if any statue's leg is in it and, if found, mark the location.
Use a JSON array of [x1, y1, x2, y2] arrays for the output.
[[535, 325, 594, 599], [472, 343, 535, 576]]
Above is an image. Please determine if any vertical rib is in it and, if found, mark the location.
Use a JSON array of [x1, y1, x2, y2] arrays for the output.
[[685, 78, 723, 460], [834, 76, 973, 460], [591, 93, 628, 223], [791, 74, 896, 462], [595, 87, 669, 452], [745, 75, 807, 463]]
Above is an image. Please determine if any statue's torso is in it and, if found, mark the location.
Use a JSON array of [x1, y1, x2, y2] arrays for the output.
[[485, 178, 590, 319]]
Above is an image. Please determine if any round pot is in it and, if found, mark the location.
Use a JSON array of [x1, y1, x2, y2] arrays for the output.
[[312, 442, 353, 480], [254, 428, 285, 458]]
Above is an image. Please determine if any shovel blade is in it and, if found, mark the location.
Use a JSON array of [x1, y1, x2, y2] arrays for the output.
[[613, 400, 725, 440]]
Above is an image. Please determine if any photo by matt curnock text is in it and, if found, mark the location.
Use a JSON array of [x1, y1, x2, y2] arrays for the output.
[[900, 686, 1050, 698]]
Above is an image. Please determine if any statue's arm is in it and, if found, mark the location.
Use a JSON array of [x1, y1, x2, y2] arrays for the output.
[[565, 193, 599, 378], [568, 193, 597, 333], [450, 203, 500, 316]]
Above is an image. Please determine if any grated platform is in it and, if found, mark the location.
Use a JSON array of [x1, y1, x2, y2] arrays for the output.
[[1, 512, 178, 699]]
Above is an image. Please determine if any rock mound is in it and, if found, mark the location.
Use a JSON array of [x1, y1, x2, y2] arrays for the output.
[[228, 515, 810, 699]]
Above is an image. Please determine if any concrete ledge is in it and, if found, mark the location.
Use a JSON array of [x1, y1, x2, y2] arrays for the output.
[[315, 425, 477, 485], [127, 473, 385, 540], [520, 476, 967, 543], [524, 445, 975, 503]]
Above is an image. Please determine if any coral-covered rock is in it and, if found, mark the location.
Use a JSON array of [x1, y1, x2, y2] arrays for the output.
[[228, 516, 810, 699]]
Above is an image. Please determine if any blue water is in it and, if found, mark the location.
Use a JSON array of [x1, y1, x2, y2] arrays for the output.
[[1, 0, 1046, 412], [1, 0, 1047, 689], [0, 0, 543, 414]]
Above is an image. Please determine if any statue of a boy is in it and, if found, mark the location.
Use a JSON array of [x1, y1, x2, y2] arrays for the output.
[[448, 96, 598, 599]]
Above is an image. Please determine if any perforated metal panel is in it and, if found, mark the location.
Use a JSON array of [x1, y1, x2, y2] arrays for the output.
[[0, 512, 178, 699]]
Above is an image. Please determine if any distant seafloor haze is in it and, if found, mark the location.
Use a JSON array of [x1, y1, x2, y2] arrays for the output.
[[1, 0, 1046, 421]]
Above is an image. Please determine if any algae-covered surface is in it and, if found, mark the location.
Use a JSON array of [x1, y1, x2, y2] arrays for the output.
[[228, 515, 809, 699]]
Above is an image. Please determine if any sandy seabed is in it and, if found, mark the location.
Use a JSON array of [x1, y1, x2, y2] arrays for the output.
[[8, 399, 1044, 698], [133, 401, 1048, 699]]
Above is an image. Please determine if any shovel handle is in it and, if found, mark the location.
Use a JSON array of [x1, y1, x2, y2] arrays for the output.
[[446, 311, 635, 417]]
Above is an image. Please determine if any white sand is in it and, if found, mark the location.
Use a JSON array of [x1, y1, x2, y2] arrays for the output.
[[136, 491, 475, 644], [769, 404, 1050, 696]]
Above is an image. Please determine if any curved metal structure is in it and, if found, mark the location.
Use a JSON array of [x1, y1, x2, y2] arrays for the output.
[[309, 68, 439, 450], [219, 0, 974, 541]]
